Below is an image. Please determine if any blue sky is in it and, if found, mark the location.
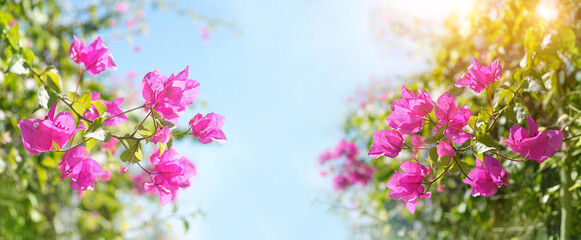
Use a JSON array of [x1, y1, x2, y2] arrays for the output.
[[102, 0, 466, 239]]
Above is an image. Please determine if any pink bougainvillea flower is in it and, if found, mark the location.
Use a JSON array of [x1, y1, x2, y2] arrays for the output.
[[69, 36, 117, 75], [437, 140, 455, 158], [200, 26, 210, 43], [463, 156, 509, 197], [115, 2, 128, 13], [410, 135, 426, 148], [332, 176, 350, 191], [99, 170, 112, 182], [386, 161, 431, 214], [9, 18, 17, 27], [142, 66, 200, 124], [501, 115, 563, 163], [82, 93, 128, 126], [151, 125, 171, 144], [434, 92, 473, 144], [386, 86, 434, 134], [317, 149, 336, 165], [188, 112, 226, 144], [333, 139, 359, 160], [145, 148, 197, 205], [369, 130, 404, 158], [59, 147, 106, 191], [345, 161, 376, 187], [102, 138, 119, 155], [456, 58, 502, 93], [131, 171, 150, 194], [18, 102, 86, 155]]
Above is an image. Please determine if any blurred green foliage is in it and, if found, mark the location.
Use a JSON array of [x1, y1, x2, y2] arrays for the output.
[[336, 0, 581, 239]]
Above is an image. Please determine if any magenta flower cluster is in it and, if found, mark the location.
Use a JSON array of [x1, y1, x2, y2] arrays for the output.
[[318, 139, 375, 191], [17, 35, 227, 206], [364, 58, 563, 214]]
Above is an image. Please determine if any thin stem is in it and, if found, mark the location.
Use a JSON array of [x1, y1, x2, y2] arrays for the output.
[[453, 156, 472, 181], [57, 95, 94, 123], [487, 86, 496, 122], [72, 65, 84, 103], [425, 161, 454, 185], [403, 142, 429, 151], [564, 134, 581, 142], [131, 111, 152, 138], [494, 152, 529, 162], [107, 104, 145, 120], [172, 127, 192, 136], [50, 137, 92, 152]]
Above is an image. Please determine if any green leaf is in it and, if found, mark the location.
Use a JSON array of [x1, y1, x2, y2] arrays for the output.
[[425, 124, 447, 144], [505, 98, 529, 124], [477, 107, 493, 123], [43, 71, 61, 92], [159, 143, 167, 156], [476, 132, 499, 149], [37, 86, 49, 109], [523, 69, 546, 93], [471, 141, 495, 155], [23, 49, 35, 64], [440, 156, 452, 166], [183, 220, 189, 232], [83, 117, 109, 141], [85, 138, 99, 152], [137, 128, 153, 137], [167, 136, 174, 150], [72, 91, 93, 115], [160, 120, 176, 128], [92, 100, 107, 116], [429, 146, 438, 163], [120, 141, 142, 163], [151, 109, 162, 119]]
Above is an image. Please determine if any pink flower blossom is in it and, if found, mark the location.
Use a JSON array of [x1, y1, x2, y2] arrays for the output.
[[131, 171, 150, 194], [501, 115, 563, 163], [69, 36, 117, 75], [126, 19, 135, 28], [59, 147, 106, 191], [410, 135, 425, 147], [188, 112, 226, 144], [333, 139, 358, 160], [100, 170, 112, 182], [386, 161, 431, 214], [317, 149, 335, 165], [142, 66, 200, 124], [345, 161, 375, 187], [102, 138, 119, 154], [144, 148, 197, 205], [82, 93, 128, 126], [332, 176, 350, 191], [434, 92, 473, 144], [18, 102, 86, 155], [136, 10, 146, 19], [9, 18, 17, 27], [369, 130, 404, 158], [463, 156, 509, 197], [200, 26, 210, 43], [437, 140, 455, 158], [151, 126, 171, 144], [386, 86, 434, 134], [115, 2, 128, 13], [456, 58, 502, 93]]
